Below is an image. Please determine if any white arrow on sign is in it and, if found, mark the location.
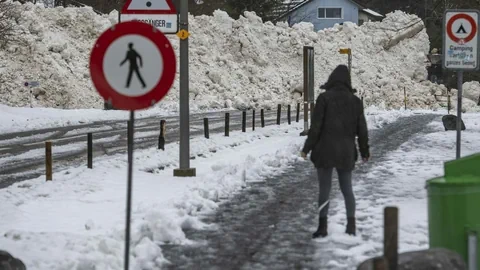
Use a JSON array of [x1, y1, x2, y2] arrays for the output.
[[120, 0, 178, 34]]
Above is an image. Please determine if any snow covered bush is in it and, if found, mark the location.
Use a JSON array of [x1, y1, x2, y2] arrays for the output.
[[0, 2, 478, 111]]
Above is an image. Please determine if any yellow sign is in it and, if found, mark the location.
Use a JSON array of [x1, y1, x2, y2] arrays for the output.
[[339, 48, 351, 54], [177, 29, 190, 40]]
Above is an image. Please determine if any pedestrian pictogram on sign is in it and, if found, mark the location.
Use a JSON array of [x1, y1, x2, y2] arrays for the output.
[[120, 43, 147, 89], [89, 21, 176, 110], [120, 0, 178, 34], [443, 10, 479, 70]]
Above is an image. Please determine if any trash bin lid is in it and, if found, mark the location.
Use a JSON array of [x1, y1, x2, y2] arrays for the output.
[[445, 153, 480, 183], [428, 176, 480, 186]]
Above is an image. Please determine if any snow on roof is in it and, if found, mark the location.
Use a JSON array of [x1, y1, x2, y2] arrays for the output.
[[362, 8, 383, 17]]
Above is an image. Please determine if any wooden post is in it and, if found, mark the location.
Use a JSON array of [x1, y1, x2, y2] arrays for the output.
[[252, 110, 255, 131], [45, 141, 52, 181], [87, 133, 93, 169], [203, 118, 209, 139], [225, 113, 230, 137], [158, 120, 166, 150], [242, 111, 246, 132], [404, 87, 407, 110], [277, 104, 281, 125], [261, 109, 265, 128], [373, 256, 389, 270], [384, 207, 398, 270], [296, 103, 300, 123], [287, 105, 291, 125]]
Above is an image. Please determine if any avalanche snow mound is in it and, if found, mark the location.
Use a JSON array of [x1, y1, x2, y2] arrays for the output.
[[0, 2, 474, 111]]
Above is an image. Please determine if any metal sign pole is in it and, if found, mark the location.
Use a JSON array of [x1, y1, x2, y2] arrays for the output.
[[308, 47, 315, 123], [456, 70, 463, 159], [175, 0, 196, 176], [300, 46, 309, 136], [348, 51, 352, 75], [180, 0, 189, 170], [124, 110, 134, 270]]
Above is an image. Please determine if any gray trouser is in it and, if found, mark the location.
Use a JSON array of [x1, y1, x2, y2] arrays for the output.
[[317, 168, 355, 218]]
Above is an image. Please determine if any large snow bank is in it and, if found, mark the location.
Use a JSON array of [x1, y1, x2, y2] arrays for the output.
[[0, 1, 477, 111]]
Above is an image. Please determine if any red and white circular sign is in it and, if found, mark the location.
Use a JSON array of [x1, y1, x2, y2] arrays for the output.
[[447, 13, 478, 45], [90, 21, 176, 110]]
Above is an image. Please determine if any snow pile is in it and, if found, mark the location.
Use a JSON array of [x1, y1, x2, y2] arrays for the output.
[[437, 81, 480, 113], [1, 1, 476, 111], [462, 81, 480, 105]]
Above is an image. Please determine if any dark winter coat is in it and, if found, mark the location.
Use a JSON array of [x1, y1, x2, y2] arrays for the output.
[[302, 65, 370, 170]]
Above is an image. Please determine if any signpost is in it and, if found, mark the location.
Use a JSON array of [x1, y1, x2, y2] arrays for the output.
[[443, 10, 479, 159], [89, 21, 176, 270], [173, 0, 196, 177], [120, 0, 179, 34], [339, 48, 352, 74], [300, 46, 314, 136]]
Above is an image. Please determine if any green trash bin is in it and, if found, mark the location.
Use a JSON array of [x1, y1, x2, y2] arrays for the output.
[[426, 153, 480, 268]]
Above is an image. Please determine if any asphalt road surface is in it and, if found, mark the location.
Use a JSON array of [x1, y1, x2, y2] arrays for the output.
[[160, 114, 439, 270], [0, 109, 293, 188]]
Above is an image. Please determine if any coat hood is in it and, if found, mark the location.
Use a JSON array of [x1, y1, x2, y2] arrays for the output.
[[320, 65, 357, 93]]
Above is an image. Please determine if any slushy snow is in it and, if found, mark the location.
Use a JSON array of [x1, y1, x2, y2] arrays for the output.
[[0, 110, 424, 269], [1, 1, 478, 111]]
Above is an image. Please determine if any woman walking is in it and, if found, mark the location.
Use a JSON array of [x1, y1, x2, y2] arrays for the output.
[[301, 65, 370, 238]]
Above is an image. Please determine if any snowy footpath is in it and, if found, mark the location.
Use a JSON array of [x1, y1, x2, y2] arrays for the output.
[[0, 108, 478, 269], [313, 112, 480, 269]]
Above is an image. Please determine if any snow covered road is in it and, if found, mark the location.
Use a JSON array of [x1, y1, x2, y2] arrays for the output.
[[0, 109, 283, 188]]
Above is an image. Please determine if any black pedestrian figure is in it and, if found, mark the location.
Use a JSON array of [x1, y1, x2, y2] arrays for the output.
[[120, 43, 146, 89]]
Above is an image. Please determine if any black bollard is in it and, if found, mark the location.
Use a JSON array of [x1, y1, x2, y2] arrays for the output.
[[261, 109, 265, 128], [87, 133, 93, 168], [296, 103, 300, 122], [252, 110, 255, 131], [288, 105, 291, 125], [225, 113, 230, 137], [242, 111, 246, 132], [204, 118, 209, 139], [277, 104, 281, 125]]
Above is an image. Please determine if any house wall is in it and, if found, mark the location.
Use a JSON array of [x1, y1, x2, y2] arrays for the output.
[[288, 0, 359, 31]]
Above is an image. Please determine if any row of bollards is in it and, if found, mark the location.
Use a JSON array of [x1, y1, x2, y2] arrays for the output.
[[209, 104, 301, 138], [44, 104, 302, 180]]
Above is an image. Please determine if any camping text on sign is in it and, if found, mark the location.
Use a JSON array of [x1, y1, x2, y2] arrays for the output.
[[89, 21, 176, 110], [120, 0, 178, 34], [443, 10, 480, 70]]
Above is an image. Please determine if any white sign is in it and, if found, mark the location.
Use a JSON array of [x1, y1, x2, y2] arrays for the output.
[[443, 10, 480, 70], [120, 0, 178, 34]]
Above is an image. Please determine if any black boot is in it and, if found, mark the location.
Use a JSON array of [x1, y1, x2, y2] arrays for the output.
[[346, 217, 356, 236], [312, 217, 328, 238]]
